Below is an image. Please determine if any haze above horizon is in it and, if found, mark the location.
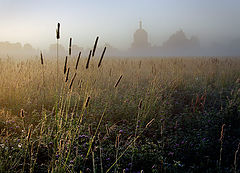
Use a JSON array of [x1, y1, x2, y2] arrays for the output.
[[0, 0, 240, 50]]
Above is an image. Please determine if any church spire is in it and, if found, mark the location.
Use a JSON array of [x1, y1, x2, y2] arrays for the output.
[[139, 21, 142, 29]]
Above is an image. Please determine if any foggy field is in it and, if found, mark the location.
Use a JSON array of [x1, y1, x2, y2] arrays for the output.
[[0, 57, 239, 172]]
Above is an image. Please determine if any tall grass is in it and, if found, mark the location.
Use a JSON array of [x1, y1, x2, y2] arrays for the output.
[[0, 55, 239, 172]]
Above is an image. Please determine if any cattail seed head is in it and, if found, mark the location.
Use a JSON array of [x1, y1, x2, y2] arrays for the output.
[[98, 47, 106, 68], [92, 36, 99, 57], [69, 73, 76, 90], [84, 96, 90, 108], [65, 67, 70, 82], [69, 38, 72, 56], [20, 109, 24, 118], [40, 51, 44, 65], [64, 56, 68, 74], [86, 50, 92, 69], [75, 52, 81, 70], [56, 23, 60, 39], [114, 75, 123, 88]]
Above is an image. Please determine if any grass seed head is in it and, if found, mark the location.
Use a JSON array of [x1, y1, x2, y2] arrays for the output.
[[65, 67, 70, 82], [64, 56, 68, 74], [56, 23, 60, 39], [92, 36, 99, 57], [114, 75, 123, 88], [40, 51, 44, 65], [69, 38, 72, 56], [98, 47, 106, 68], [75, 52, 81, 70], [86, 50, 92, 69]]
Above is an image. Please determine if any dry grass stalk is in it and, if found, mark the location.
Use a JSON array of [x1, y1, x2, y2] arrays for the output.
[[98, 47, 106, 68], [27, 124, 33, 143], [69, 38, 72, 56], [75, 52, 81, 70], [219, 124, 225, 168], [69, 73, 76, 90], [65, 67, 70, 82], [234, 143, 240, 173], [86, 50, 92, 69], [145, 118, 155, 128], [64, 56, 68, 74], [92, 36, 99, 57], [114, 75, 123, 88], [88, 124, 93, 136]]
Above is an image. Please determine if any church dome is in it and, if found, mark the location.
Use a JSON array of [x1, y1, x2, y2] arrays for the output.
[[132, 21, 150, 49]]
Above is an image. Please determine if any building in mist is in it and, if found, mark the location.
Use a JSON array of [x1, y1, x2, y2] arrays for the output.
[[131, 21, 150, 49]]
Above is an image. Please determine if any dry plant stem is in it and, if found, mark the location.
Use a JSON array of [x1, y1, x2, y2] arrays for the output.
[[219, 124, 225, 168], [131, 99, 142, 172], [234, 143, 240, 173], [56, 39, 59, 89]]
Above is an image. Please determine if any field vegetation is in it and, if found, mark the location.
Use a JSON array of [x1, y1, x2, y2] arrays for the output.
[[0, 55, 239, 172]]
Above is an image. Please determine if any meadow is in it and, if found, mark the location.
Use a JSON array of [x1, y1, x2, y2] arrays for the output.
[[0, 55, 239, 172]]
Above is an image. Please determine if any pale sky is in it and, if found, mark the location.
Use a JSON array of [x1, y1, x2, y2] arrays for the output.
[[0, 0, 240, 50]]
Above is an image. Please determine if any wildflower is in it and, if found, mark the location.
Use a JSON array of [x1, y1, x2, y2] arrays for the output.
[[0, 144, 4, 148], [106, 158, 110, 161]]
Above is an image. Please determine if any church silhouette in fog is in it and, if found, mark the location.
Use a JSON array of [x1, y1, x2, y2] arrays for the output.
[[131, 21, 151, 49]]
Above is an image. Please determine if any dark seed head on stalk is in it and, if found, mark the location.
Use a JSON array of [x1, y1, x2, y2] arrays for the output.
[[56, 23, 60, 39], [114, 75, 123, 88], [92, 36, 99, 57], [98, 47, 106, 68], [138, 99, 143, 109], [69, 38, 72, 56], [65, 67, 70, 82], [40, 51, 44, 65], [75, 52, 81, 70], [85, 96, 90, 108], [86, 50, 92, 69], [20, 109, 24, 118], [69, 73, 76, 90], [64, 56, 68, 74]]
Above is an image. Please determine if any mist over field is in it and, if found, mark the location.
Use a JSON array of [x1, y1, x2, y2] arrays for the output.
[[0, 0, 240, 57]]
